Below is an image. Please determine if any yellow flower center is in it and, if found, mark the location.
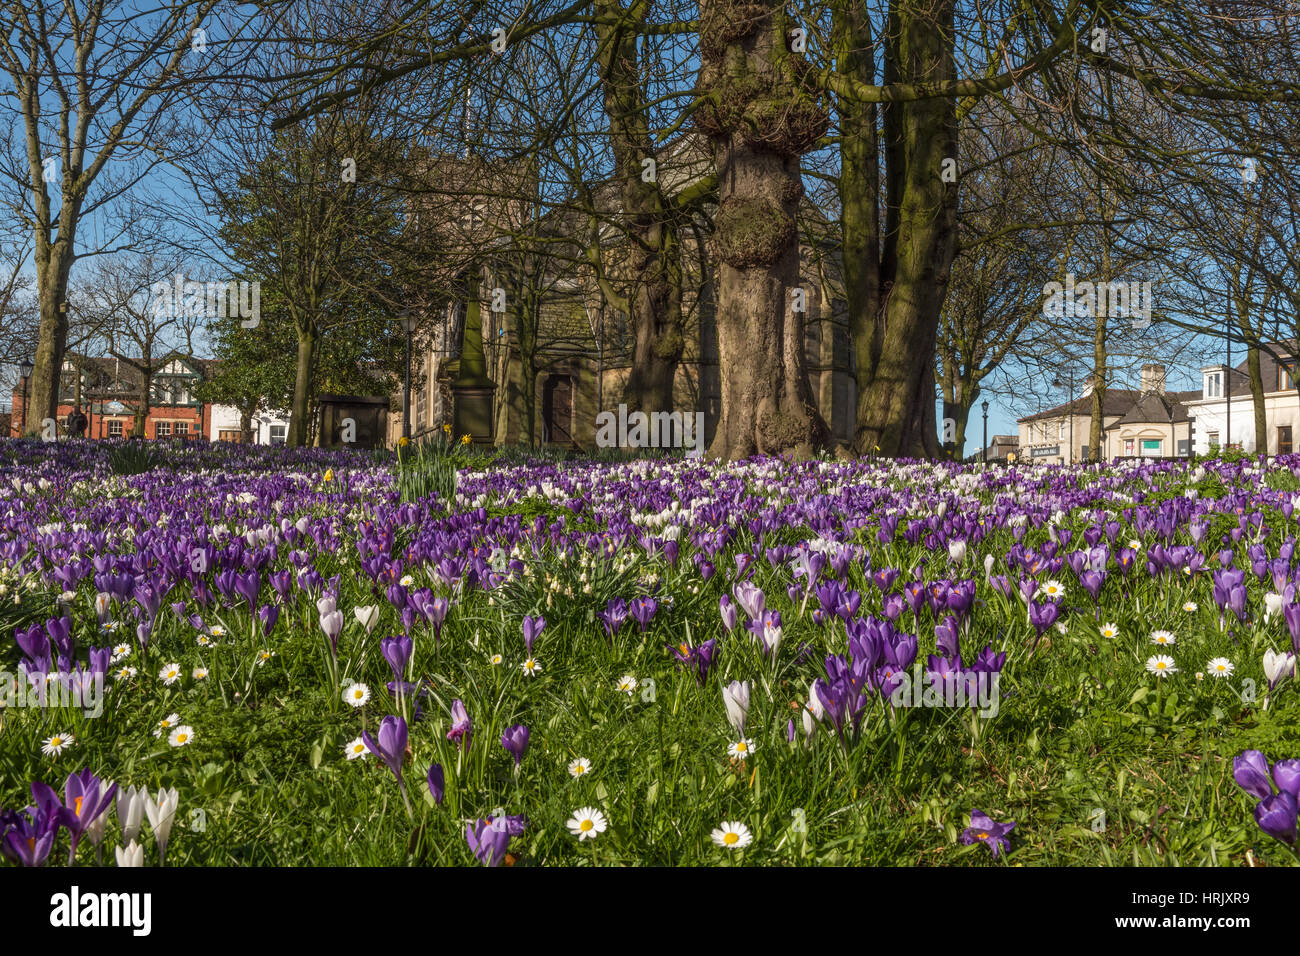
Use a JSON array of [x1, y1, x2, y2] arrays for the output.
[[724, 832, 739, 845], [580, 819, 593, 832]]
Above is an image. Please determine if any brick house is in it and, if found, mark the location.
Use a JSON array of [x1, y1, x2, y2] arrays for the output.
[[9, 352, 214, 440]]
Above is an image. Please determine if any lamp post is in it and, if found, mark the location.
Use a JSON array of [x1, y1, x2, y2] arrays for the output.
[[400, 311, 421, 440], [18, 358, 33, 436], [981, 400, 989, 463], [1053, 363, 1075, 464]]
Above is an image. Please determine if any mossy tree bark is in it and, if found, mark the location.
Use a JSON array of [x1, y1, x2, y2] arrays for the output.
[[697, 0, 831, 460], [838, 0, 955, 458], [595, 0, 685, 416]]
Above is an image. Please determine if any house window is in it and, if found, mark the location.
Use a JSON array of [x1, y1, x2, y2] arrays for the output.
[[1207, 431, 1220, 447], [1205, 372, 1222, 398], [1141, 439, 1161, 457], [218, 429, 240, 443], [174, 422, 190, 437], [269, 424, 287, 445], [1279, 426, 1293, 456], [1280, 364, 1293, 393], [107, 420, 123, 438], [156, 421, 172, 438], [1124, 439, 1134, 456]]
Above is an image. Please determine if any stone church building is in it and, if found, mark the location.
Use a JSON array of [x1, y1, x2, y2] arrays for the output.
[[388, 135, 856, 451]]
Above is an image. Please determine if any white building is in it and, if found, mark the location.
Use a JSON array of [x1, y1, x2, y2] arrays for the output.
[[1184, 353, 1299, 455], [209, 404, 291, 445]]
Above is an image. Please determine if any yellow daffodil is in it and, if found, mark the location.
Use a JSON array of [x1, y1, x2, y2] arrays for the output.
[[323, 468, 334, 482], [461, 434, 471, 445]]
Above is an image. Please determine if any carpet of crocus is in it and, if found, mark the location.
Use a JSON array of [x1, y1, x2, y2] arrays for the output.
[[2, 438, 1299, 866]]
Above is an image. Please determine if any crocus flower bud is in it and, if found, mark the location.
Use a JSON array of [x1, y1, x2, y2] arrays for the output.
[[722, 680, 751, 735]]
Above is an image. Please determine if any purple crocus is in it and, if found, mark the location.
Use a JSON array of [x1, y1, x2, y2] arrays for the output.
[[1232, 749, 1300, 846], [0, 807, 58, 867], [629, 596, 659, 631], [1255, 792, 1299, 845], [960, 809, 1016, 858], [601, 598, 628, 637], [380, 634, 414, 685], [501, 724, 530, 767], [718, 594, 738, 632], [427, 763, 445, 805], [465, 817, 513, 866], [447, 699, 472, 751], [522, 615, 546, 655], [361, 714, 408, 784]]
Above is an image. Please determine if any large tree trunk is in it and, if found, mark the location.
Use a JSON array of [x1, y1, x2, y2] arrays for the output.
[[849, 0, 956, 459], [595, 0, 686, 416], [240, 403, 254, 444], [1089, 310, 1107, 461], [133, 369, 152, 438], [289, 323, 316, 447], [697, 0, 830, 460], [1246, 345, 1267, 454], [28, 249, 74, 435]]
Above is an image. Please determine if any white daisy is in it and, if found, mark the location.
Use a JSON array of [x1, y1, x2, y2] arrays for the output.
[[343, 682, 371, 707], [1128, 539, 1142, 551], [728, 738, 757, 760], [344, 737, 369, 760], [158, 662, 182, 685], [1206, 657, 1234, 678], [399, 575, 415, 587], [1150, 630, 1176, 646], [710, 820, 753, 850], [521, 657, 542, 677], [111, 643, 131, 661], [1099, 622, 1119, 640], [192, 667, 209, 680], [616, 675, 638, 695], [41, 731, 74, 757], [256, 649, 276, 667], [568, 757, 592, 778], [1040, 579, 1065, 600], [115, 666, 137, 681], [566, 806, 608, 841], [489, 653, 503, 666], [1182, 601, 1198, 612], [1146, 654, 1178, 677], [196, 635, 214, 648], [101, 620, 120, 633], [153, 713, 181, 738], [208, 624, 226, 638], [168, 725, 195, 747]]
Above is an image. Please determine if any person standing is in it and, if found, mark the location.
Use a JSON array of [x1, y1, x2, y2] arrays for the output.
[[68, 405, 87, 438]]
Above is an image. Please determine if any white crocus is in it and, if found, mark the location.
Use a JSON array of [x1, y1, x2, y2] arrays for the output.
[[145, 787, 180, 865], [1264, 592, 1283, 623], [114, 842, 145, 867], [1263, 648, 1297, 688], [354, 605, 380, 633], [722, 680, 751, 735], [948, 539, 967, 564], [116, 785, 147, 846]]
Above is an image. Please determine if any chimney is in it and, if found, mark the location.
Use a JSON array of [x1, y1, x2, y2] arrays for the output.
[[1140, 363, 1166, 395]]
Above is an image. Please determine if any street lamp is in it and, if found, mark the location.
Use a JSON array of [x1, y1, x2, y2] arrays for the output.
[[400, 311, 422, 440], [981, 400, 989, 464], [18, 358, 33, 436]]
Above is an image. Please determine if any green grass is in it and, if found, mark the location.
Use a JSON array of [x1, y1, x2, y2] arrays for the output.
[[2, 455, 1299, 867]]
